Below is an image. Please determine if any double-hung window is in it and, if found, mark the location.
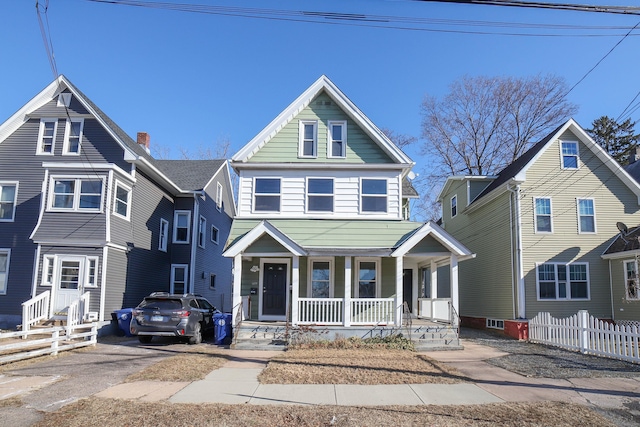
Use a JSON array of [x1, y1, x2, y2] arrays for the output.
[[534, 198, 552, 233], [309, 258, 333, 298], [0, 249, 10, 294], [211, 225, 219, 244], [561, 141, 579, 169], [577, 199, 595, 233], [42, 255, 55, 286], [361, 179, 387, 213], [625, 260, 640, 300], [299, 120, 317, 158], [173, 211, 191, 244], [85, 257, 98, 287], [171, 264, 188, 294], [356, 259, 379, 298], [198, 216, 206, 248], [50, 177, 103, 212], [37, 119, 57, 155], [159, 218, 169, 251], [307, 178, 333, 212], [0, 182, 18, 222], [451, 195, 457, 218], [328, 121, 346, 158], [254, 178, 280, 212], [537, 262, 589, 300], [63, 119, 83, 155], [113, 182, 131, 220]]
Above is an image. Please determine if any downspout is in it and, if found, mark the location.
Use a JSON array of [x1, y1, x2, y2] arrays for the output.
[[508, 189, 516, 320], [608, 259, 615, 321], [507, 184, 526, 319], [189, 197, 200, 294]]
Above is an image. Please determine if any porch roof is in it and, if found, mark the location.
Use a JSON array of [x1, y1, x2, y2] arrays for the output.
[[224, 219, 471, 258]]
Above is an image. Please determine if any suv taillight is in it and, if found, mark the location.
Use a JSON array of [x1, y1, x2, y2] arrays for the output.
[[174, 310, 190, 318], [133, 309, 142, 316]]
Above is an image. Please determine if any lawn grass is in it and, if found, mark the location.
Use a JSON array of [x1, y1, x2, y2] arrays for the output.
[[259, 348, 464, 384], [34, 398, 616, 427]]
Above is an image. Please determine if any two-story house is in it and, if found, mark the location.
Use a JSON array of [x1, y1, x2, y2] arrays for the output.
[[223, 75, 473, 333], [438, 119, 640, 338], [0, 75, 235, 329]]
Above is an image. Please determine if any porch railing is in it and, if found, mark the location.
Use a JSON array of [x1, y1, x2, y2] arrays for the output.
[[351, 298, 394, 325], [21, 291, 51, 338], [298, 298, 343, 324], [66, 292, 90, 335]]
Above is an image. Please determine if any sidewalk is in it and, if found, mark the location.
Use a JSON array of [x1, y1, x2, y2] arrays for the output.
[[93, 343, 640, 409]]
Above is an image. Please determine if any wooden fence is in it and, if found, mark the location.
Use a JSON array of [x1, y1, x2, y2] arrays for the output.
[[529, 310, 640, 364]]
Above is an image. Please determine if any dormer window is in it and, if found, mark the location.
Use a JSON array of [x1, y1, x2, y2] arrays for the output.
[[299, 120, 317, 158], [451, 195, 457, 218], [328, 121, 346, 158], [561, 141, 579, 169], [37, 119, 57, 155]]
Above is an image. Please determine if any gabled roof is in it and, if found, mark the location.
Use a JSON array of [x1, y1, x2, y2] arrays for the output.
[[232, 75, 413, 166], [392, 221, 474, 259], [402, 178, 419, 198], [155, 159, 226, 191], [223, 221, 306, 257], [602, 226, 640, 259], [458, 119, 640, 207]]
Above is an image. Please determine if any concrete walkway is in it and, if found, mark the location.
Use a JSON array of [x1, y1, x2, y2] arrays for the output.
[[93, 343, 640, 409]]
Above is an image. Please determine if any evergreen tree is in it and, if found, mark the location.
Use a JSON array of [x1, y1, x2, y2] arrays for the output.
[[587, 116, 640, 165]]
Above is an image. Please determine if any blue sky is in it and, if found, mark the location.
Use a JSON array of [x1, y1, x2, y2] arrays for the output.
[[1, 1, 639, 167]]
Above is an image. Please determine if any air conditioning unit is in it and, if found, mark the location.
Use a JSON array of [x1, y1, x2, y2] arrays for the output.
[[85, 312, 99, 322]]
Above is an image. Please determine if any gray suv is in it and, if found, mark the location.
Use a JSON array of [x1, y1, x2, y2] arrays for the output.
[[130, 292, 219, 344]]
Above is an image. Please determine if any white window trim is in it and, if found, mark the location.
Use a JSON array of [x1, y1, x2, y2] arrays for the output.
[[42, 255, 56, 286], [327, 120, 347, 158], [253, 177, 281, 213], [533, 197, 553, 234], [450, 194, 457, 218], [0, 181, 18, 223], [560, 140, 580, 170], [298, 120, 318, 158], [47, 175, 105, 213], [159, 218, 169, 252], [0, 249, 10, 295], [170, 264, 189, 294], [306, 177, 334, 213], [209, 273, 216, 289], [198, 215, 207, 249], [112, 180, 132, 221], [173, 210, 191, 244], [62, 118, 84, 155], [84, 256, 99, 288], [354, 257, 381, 298], [577, 198, 597, 234], [37, 119, 58, 155], [535, 262, 591, 301], [624, 259, 640, 301], [360, 178, 388, 214], [307, 257, 334, 298], [216, 182, 223, 212], [211, 225, 219, 244]]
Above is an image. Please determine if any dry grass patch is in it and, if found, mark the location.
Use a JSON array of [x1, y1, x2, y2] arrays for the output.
[[125, 346, 227, 382], [35, 398, 615, 427], [259, 349, 464, 384], [0, 396, 23, 408]]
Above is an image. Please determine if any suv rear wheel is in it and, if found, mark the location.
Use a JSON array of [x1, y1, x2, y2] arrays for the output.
[[188, 323, 202, 345]]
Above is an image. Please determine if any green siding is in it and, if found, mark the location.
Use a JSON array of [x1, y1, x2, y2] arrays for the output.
[[245, 234, 288, 254], [249, 92, 394, 164], [609, 258, 640, 321], [381, 258, 396, 297], [240, 258, 262, 320], [407, 235, 449, 254]]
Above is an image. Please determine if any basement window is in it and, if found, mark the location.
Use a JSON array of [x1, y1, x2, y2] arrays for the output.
[[486, 319, 504, 330]]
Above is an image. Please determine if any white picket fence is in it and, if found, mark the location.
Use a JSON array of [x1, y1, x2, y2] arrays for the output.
[[529, 310, 640, 364]]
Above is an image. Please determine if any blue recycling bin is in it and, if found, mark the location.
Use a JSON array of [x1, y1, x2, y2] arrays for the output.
[[113, 308, 134, 337], [214, 313, 232, 344]]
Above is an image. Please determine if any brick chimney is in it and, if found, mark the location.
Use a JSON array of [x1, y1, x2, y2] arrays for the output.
[[136, 132, 150, 154]]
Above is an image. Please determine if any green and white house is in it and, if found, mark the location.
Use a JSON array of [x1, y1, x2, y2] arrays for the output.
[[223, 76, 473, 338], [438, 119, 640, 338]]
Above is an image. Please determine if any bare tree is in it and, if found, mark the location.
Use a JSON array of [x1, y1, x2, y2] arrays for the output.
[[421, 74, 578, 179], [380, 128, 417, 150]]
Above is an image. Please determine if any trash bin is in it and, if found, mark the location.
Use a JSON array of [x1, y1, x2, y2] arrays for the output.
[[214, 313, 232, 345], [112, 308, 134, 337]]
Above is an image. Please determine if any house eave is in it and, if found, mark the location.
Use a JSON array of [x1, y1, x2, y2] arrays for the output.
[[602, 250, 640, 260], [231, 162, 412, 171]]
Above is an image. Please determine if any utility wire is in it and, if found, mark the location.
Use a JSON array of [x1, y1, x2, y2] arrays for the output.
[[410, 0, 640, 16], [36, 0, 58, 79]]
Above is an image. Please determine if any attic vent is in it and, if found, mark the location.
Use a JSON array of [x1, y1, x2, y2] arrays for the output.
[[57, 93, 72, 107], [324, 101, 332, 106]]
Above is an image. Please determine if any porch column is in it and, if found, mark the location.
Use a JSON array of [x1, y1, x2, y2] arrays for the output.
[[344, 257, 351, 327], [291, 256, 299, 326], [450, 254, 459, 321], [232, 255, 242, 326], [395, 257, 403, 326], [430, 260, 438, 321]]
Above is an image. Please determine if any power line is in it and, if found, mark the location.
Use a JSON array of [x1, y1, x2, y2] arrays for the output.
[[36, 0, 58, 79], [410, 0, 640, 16]]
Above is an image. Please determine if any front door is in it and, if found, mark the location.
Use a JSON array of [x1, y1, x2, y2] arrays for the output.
[[54, 256, 84, 313], [262, 263, 288, 318], [403, 269, 413, 313]]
